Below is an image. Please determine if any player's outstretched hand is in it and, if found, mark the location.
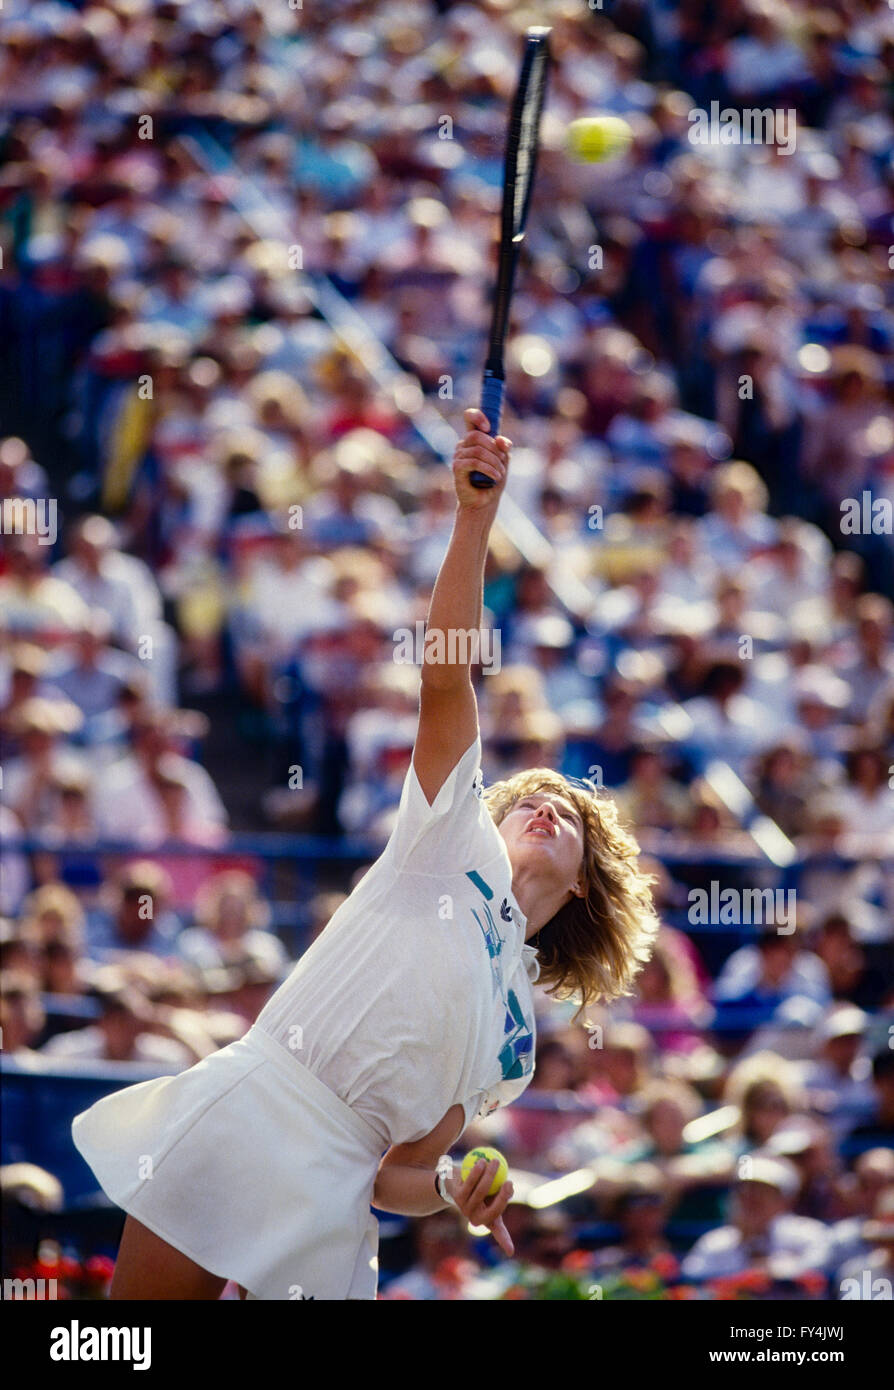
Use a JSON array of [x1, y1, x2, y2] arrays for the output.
[[452, 407, 511, 509], [449, 1156, 515, 1257]]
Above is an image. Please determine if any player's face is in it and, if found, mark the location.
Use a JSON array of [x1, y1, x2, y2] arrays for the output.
[[498, 791, 585, 892]]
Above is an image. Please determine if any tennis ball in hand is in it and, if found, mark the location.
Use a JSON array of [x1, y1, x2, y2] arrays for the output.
[[461, 1146, 508, 1195], [565, 115, 634, 163]]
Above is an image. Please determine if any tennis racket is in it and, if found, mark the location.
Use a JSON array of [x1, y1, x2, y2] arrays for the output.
[[470, 25, 552, 488]]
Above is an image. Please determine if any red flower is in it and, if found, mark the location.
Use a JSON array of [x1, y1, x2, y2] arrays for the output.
[[83, 1255, 116, 1286], [562, 1249, 594, 1274], [650, 1252, 680, 1280], [433, 1256, 476, 1290], [708, 1275, 737, 1299]]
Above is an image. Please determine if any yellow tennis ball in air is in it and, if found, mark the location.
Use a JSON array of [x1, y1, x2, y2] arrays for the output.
[[566, 115, 634, 163], [461, 1146, 508, 1195]]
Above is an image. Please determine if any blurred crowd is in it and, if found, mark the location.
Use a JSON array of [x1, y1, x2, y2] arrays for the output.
[[1, 0, 892, 1300]]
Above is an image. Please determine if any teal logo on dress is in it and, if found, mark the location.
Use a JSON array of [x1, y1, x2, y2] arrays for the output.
[[466, 872, 533, 1082], [499, 989, 534, 1080], [470, 901, 504, 998], [466, 869, 493, 900]]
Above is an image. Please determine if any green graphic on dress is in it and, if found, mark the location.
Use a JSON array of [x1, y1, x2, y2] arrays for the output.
[[499, 988, 534, 1080], [466, 872, 534, 1082], [470, 900, 504, 999], [466, 869, 494, 901]]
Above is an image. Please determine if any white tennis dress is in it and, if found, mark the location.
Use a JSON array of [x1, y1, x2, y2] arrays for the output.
[[72, 733, 540, 1300]]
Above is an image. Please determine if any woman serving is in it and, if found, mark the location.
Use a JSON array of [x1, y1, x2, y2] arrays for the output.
[[72, 408, 660, 1300]]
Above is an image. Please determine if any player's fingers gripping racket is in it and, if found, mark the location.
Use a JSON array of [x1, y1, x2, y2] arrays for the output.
[[470, 25, 552, 489]]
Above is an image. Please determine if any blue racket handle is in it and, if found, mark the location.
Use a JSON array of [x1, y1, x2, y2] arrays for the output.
[[470, 376, 505, 489]]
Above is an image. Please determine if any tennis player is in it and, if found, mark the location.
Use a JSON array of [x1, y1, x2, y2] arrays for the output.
[[71, 408, 659, 1300]]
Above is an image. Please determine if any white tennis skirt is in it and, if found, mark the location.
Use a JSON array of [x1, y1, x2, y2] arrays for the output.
[[71, 1026, 386, 1300]]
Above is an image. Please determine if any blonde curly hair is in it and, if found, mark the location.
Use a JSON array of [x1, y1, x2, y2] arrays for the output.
[[482, 768, 660, 1022]]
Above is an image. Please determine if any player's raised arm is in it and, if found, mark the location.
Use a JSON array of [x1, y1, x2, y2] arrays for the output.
[[412, 407, 511, 807]]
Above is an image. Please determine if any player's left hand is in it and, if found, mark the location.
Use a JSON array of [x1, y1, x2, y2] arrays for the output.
[[448, 1157, 515, 1256], [451, 408, 511, 509]]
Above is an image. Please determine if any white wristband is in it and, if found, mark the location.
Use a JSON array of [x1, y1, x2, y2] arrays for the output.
[[435, 1154, 458, 1208]]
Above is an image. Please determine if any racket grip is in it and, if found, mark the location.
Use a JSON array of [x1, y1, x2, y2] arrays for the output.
[[470, 376, 505, 489]]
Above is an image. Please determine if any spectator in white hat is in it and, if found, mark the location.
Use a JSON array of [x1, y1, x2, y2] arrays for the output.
[[801, 1006, 876, 1140], [681, 1155, 830, 1281], [836, 1187, 894, 1299]]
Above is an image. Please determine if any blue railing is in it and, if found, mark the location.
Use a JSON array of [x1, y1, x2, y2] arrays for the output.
[[2, 1055, 882, 1222], [7, 832, 891, 964]]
